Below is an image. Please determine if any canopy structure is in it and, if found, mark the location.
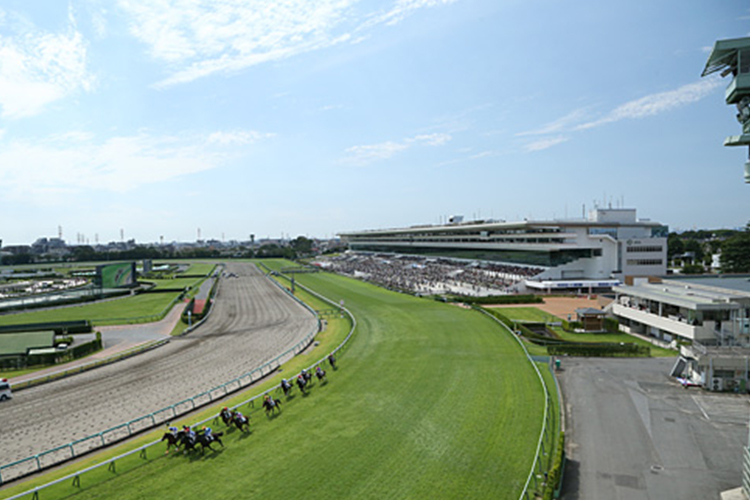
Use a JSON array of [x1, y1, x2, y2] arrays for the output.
[[702, 36, 750, 77], [702, 36, 750, 182]]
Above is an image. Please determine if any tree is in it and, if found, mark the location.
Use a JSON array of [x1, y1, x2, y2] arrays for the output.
[[667, 233, 684, 259], [683, 239, 705, 263], [290, 236, 313, 256], [720, 223, 750, 273]]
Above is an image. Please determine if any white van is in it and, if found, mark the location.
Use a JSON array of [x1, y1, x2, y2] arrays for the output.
[[0, 378, 12, 401]]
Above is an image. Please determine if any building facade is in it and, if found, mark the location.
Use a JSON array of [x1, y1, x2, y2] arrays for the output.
[[340, 208, 667, 288]]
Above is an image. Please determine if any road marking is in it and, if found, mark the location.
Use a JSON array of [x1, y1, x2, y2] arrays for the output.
[[692, 395, 710, 421]]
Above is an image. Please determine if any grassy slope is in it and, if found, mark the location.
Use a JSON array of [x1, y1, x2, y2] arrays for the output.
[[20, 264, 545, 500]]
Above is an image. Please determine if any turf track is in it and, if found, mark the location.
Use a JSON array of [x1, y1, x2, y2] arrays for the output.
[[12, 263, 545, 500]]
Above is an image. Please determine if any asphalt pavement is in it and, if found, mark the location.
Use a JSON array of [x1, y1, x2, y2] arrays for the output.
[[558, 357, 749, 500]]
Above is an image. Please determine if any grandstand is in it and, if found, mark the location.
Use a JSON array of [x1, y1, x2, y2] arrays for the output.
[[339, 207, 667, 292]]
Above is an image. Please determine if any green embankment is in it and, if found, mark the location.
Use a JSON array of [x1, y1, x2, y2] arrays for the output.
[[495, 306, 676, 357], [3, 261, 549, 500]]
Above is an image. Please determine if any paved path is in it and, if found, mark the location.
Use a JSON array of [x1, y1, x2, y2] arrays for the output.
[[559, 357, 748, 500], [0, 263, 317, 467]]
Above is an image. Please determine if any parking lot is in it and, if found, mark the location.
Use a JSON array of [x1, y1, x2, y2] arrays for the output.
[[558, 357, 749, 500]]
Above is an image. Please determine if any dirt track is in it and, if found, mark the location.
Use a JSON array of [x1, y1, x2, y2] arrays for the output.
[[0, 263, 318, 467]]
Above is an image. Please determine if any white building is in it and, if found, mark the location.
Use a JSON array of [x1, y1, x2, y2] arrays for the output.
[[340, 208, 667, 290], [613, 276, 750, 391], [613, 277, 750, 345]]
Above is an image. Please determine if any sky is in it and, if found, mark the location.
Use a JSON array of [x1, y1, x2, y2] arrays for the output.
[[0, 0, 749, 245]]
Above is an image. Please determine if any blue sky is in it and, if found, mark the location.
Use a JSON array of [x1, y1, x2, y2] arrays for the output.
[[0, 0, 748, 245]]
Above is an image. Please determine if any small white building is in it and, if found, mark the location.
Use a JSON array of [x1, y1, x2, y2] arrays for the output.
[[613, 275, 750, 390]]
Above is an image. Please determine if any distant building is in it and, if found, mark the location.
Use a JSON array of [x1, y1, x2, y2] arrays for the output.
[[340, 208, 667, 291]]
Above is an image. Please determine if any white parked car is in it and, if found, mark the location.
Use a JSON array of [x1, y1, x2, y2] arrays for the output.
[[0, 378, 12, 401]]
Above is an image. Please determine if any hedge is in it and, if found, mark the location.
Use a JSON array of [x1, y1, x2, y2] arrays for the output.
[[543, 432, 566, 500], [458, 294, 544, 305], [547, 342, 649, 357]]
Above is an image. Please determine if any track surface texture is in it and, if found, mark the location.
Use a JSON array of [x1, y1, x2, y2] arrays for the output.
[[0, 263, 317, 466]]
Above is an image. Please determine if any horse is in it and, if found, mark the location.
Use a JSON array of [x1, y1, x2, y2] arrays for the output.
[[302, 370, 313, 386], [179, 431, 199, 454], [162, 430, 184, 454], [231, 411, 250, 432], [328, 354, 337, 370], [315, 366, 327, 382], [296, 375, 308, 394], [280, 379, 293, 396], [219, 407, 233, 426], [196, 430, 224, 453], [262, 396, 282, 415]]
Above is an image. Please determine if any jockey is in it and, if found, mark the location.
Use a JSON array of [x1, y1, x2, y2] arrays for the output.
[[168, 426, 178, 437], [185, 425, 196, 439], [203, 426, 213, 441], [315, 366, 323, 374], [328, 353, 336, 367]]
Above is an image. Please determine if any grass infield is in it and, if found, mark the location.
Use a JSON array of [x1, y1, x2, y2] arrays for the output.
[[1, 260, 548, 500]]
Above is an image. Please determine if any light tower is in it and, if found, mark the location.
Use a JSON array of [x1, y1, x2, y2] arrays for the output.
[[702, 36, 750, 183]]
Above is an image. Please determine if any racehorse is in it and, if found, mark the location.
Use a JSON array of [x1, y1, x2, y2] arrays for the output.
[[196, 430, 224, 453], [302, 370, 313, 386], [262, 396, 282, 415], [179, 431, 199, 454], [231, 411, 250, 432], [296, 375, 308, 394], [315, 366, 327, 382], [219, 407, 233, 426], [328, 354, 337, 370], [280, 379, 293, 396], [162, 430, 184, 454]]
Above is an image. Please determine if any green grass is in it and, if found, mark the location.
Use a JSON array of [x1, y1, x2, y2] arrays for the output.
[[0, 293, 181, 327], [498, 307, 677, 357], [0, 274, 208, 328], [182, 262, 216, 275], [2, 261, 549, 500]]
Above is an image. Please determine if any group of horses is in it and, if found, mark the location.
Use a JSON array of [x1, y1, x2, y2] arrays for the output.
[[161, 427, 224, 455], [162, 354, 337, 455]]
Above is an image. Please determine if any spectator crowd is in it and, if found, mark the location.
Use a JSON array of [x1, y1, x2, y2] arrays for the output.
[[314, 253, 543, 296]]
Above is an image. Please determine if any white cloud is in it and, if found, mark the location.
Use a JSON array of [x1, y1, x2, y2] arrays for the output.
[[342, 132, 452, 166], [365, 0, 459, 27], [0, 129, 268, 203], [517, 77, 723, 152], [407, 133, 452, 146], [0, 11, 94, 119], [118, 0, 461, 87], [575, 78, 724, 131], [343, 141, 409, 166], [516, 108, 590, 137], [208, 130, 274, 145], [523, 135, 569, 152]]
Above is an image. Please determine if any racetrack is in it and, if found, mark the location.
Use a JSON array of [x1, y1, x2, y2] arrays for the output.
[[0, 262, 318, 467]]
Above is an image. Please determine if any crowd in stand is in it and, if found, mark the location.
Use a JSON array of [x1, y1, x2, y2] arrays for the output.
[[315, 253, 544, 296]]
